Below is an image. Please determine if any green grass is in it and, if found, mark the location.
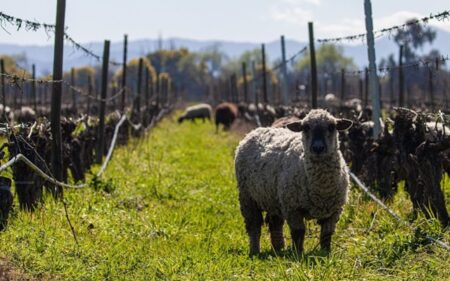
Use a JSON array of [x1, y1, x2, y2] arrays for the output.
[[0, 114, 450, 280]]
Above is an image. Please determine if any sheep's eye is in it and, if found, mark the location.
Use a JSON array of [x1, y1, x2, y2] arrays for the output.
[[303, 125, 310, 132], [328, 124, 335, 132]]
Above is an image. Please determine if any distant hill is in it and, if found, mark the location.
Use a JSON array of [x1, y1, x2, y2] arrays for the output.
[[1, 27, 449, 75]]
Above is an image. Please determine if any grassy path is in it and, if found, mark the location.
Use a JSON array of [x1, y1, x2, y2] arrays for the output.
[[0, 114, 449, 280]]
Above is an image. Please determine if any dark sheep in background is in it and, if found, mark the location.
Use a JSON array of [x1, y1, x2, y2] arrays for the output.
[[178, 103, 212, 124], [215, 102, 238, 132]]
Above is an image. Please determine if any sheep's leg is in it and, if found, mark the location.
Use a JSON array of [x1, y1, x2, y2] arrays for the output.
[[287, 213, 305, 255], [239, 192, 263, 256], [267, 214, 285, 252], [318, 212, 340, 252]]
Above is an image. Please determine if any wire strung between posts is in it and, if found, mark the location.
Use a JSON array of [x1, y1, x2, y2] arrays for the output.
[[0, 72, 63, 84], [348, 169, 450, 251], [63, 33, 121, 66], [317, 10, 450, 44], [65, 82, 126, 102], [0, 71, 125, 102], [247, 46, 308, 84], [0, 114, 128, 189], [322, 54, 450, 78], [0, 11, 55, 33], [272, 46, 308, 72], [0, 154, 85, 189], [0, 11, 121, 67], [96, 115, 126, 176]]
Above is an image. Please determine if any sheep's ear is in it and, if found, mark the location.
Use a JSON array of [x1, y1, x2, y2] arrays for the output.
[[286, 121, 303, 132], [336, 119, 353, 131]]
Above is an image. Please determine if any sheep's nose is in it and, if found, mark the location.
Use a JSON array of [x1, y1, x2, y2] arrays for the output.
[[311, 140, 326, 154]]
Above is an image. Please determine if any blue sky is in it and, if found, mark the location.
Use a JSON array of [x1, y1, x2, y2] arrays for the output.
[[1, 0, 450, 45]]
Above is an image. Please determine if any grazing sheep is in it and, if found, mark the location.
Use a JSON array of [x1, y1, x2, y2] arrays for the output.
[[178, 103, 212, 124], [235, 109, 352, 255], [215, 102, 238, 132]]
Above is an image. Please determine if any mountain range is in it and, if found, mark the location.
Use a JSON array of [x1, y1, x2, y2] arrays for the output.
[[1, 28, 449, 75]]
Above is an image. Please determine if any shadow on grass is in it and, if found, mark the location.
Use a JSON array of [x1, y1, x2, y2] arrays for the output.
[[226, 247, 330, 264]]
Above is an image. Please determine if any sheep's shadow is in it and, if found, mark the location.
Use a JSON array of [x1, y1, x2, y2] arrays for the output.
[[226, 247, 330, 264], [255, 248, 330, 264]]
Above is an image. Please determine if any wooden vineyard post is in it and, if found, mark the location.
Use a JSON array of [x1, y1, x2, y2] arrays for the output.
[[280, 35, 289, 105], [399, 45, 405, 107], [251, 61, 258, 105], [71, 67, 77, 114], [121, 34, 128, 113], [50, 0, 66, 193], [31, 64, 37, 113], [428, 60, 435, 111], [0, 59, 5, 109], [87, 75, 92, 114], [364, 68, 369, 108], [340, 69, 346, 108], [261, 44, 268, 104], [135, 57, 143, 115], [96, 40, 110, 164], [227, 75, 233, 103], [145, 68, 150, 111], [390, 69, 394, 107], [242, 62, 248, 103], [308, 22, 318, 109], [359, 77, 363, 101], [155, 73, 160, 107]]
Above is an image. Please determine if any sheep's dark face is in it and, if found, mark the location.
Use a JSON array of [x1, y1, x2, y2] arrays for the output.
[[287, 109, 352, 158]]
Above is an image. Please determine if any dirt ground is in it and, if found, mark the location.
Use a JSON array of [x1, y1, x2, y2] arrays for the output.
[[0, 259, 33, 281]]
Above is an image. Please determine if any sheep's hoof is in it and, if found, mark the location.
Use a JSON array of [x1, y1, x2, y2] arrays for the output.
[[319, 247, 331, 256], [249, 247, 260, 257], [291, 246, 304, 258], [271, 241, 285, 253]]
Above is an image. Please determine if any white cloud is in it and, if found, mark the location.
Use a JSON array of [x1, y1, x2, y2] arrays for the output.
[[270, 0, 316, 26], [271, 6, 313, 25], [279, 0, 321, 6]]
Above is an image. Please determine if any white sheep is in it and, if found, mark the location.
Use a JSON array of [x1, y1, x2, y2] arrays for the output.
[[0, 104, 14, 121], [425, 122, 450, 141], [235, 109, 352, 255], [324, 93, 339, 109], [177, 103, 212, 124]]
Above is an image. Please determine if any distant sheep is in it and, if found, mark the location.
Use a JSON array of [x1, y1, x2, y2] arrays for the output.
[[425, 122, 450, 141], [0, 104, 14, 122], [15, 106, 36, 123], [235, 109, 352, 255], [271, 116, 301, 128], [215, 102, 238, 132], [178, 103, 212, 124], [324, 93, 339, 109]]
